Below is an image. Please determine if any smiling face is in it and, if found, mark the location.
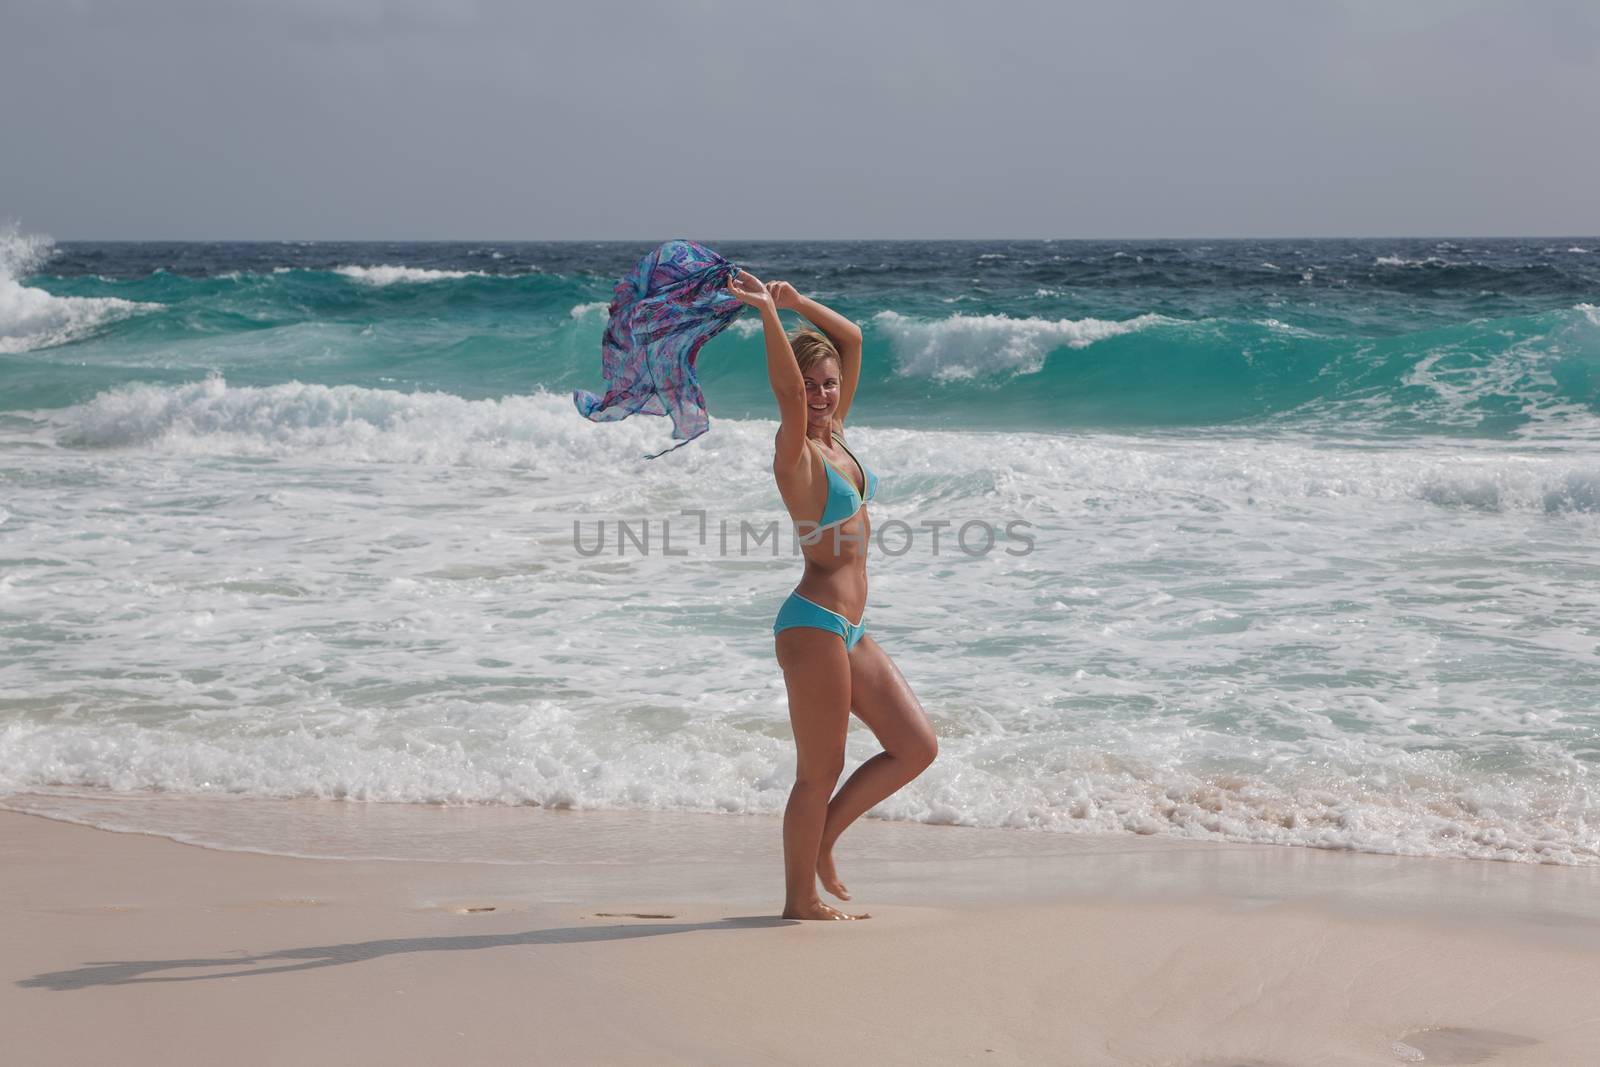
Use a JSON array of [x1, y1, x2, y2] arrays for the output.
[[790, 329, 843, 434], [803, 356, 842, 430]]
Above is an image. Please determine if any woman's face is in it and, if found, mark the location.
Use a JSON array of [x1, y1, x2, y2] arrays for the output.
[[802, 357, 842, 428]]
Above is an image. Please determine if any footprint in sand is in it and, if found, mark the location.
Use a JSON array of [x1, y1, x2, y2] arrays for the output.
[[1392, 1027, 1539, 1064]]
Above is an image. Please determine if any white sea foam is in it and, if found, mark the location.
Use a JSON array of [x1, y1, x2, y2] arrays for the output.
[[35, 378, 1600, 513], [5, 388, 1600, 866], [873, 309, 1171, 379], [569, 301, 609, 319], [334, 264, 490, 285], [55, 377, 627, 467], [1394, 314, 1600, 441], [1255, 317, 1322, 338], [0, 227, 156, 353], [2, 716, 1591, 866], [1375, 255, 1449, 268]]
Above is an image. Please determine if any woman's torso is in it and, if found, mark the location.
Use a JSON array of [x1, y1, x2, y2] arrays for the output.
[[774, 428, 876, 620]]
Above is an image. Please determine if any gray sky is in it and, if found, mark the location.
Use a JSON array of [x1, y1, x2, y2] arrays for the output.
[[3, 0, 1597, 239]]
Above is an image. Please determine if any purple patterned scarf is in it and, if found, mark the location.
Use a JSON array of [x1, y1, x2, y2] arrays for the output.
[[573, 239, 744, 458]]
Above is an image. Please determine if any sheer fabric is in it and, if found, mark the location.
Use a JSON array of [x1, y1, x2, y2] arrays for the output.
[[573, 239, 744, 457]]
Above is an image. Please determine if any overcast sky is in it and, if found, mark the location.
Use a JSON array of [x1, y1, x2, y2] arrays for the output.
[[3, 0, 1597, 240]]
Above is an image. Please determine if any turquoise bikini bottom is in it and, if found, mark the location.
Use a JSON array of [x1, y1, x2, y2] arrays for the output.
[[773, 590, 867, 651]]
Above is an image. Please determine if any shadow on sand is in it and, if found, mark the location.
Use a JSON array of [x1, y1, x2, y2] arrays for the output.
[[20, 915, 794, 991]]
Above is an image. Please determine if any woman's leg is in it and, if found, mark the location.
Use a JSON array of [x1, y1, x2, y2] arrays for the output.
[[775, 627, 868, 920], [817, 634, 938, 900]]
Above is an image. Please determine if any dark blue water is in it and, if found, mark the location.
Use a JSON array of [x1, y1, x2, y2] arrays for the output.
[[6, 235, 1600, 438]]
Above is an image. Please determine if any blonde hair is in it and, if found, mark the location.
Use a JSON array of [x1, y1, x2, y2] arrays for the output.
[[789, 329, 840, 375]]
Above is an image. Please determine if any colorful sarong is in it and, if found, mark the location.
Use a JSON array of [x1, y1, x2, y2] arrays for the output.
[[573, 239, 744, 457]]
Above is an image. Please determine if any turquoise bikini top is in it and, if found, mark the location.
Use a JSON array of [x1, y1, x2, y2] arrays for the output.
[[809, 432, 878, 530]]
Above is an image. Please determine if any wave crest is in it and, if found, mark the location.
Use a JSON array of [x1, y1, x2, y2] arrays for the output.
[[334, 264, 491, 285], [873, 309, 1171, 379], [568, 301, 609, 319], [54, 377, 657, 466], [0, 227, 157, 353]]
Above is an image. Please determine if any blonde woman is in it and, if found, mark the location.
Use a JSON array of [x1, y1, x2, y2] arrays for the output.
[[728, 269, 938, 921]]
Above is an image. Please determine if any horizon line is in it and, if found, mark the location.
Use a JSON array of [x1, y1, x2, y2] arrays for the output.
[[40, 233, 1600, 244]]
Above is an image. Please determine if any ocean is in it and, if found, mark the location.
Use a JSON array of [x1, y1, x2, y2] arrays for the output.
[[2, 229, 1597, 864]]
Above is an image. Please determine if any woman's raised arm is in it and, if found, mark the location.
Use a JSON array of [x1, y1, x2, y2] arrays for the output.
[[729, 270, 809, 470]]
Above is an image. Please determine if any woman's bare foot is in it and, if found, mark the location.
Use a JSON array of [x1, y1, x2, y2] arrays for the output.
[[783, 899, 870, 920], [816, 847, 850, 901]]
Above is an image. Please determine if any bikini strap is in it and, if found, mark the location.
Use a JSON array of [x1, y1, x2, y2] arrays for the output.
[[832, 433, 866, 475]]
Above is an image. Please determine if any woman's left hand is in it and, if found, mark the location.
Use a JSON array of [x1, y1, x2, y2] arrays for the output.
[[765, 280, 801, 310]]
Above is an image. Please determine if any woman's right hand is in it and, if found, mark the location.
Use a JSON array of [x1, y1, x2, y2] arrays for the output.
[[728, 269, 776, 313]]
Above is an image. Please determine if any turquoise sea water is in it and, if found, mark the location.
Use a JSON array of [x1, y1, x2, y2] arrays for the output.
[[8, 236, 1599, 436], [2, 230, 1598, 863]]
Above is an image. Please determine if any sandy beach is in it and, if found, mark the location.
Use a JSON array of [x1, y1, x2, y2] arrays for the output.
[[5, 803, 1599, 1066]]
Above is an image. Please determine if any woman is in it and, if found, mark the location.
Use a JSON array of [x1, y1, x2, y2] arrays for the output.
[[728, 269, 939, 921]]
